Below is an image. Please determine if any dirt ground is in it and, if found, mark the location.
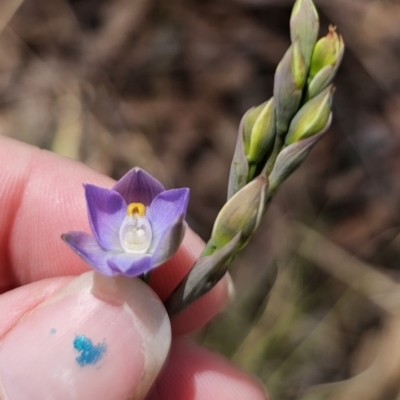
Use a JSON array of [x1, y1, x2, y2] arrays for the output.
[[2, 0, 400, 399]]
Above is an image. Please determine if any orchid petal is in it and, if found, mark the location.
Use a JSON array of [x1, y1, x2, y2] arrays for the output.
[[151, 215, 186, 267], [84, 184, 126, 250], [148, 188, 189, 247], [62, 232, 118, 276], [63, 167, 189, 279], [148, 188, 189, 266], [112, 168, 165, 206], [107, 254, 152, 277]]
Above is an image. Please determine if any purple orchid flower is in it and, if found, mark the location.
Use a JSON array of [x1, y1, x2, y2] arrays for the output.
[[62, 168, 189, 277]]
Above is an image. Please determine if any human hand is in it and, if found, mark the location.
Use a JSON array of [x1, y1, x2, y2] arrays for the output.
[[0, 136, 267, 400]]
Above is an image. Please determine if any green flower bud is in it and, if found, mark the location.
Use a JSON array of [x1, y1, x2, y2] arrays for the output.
[[165, 232, 241, 315], [309, 26, 344, 80], [290, 0, 319, 69], [269, 115, 331, 195], [292, 40, 308, 89], [211, 176, 267, 251], [307, 65, 334, 99], [228, 111, 250, 200], [285, 85, 334, 145], [274, 40, 307, 136], [306, 27, 344, 99], [243, 98, 276, 164]]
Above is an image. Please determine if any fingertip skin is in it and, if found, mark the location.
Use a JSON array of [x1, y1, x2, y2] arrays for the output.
[[0, 273, 171, 400], [151, 338, 268, 400], [0, 136, 115, 285]]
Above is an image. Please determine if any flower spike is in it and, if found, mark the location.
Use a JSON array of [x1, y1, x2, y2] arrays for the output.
[[165, 0, 344, 315]]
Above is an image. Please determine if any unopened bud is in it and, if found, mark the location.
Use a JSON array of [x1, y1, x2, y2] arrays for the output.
[[165, 232, 242, 315], [306, 65, 334, 99], [290, 0, 319, 69], [228, 111, 251, 199], [244, 98, 276, 164], [274, 41, 307, 136], [292, 40, 308, 89], [309, 26, 344, 80], [211, 176, 267, 251], [306, 27, 344, 98], [285, 85, 334, 145], [269, 115, 331, 195]]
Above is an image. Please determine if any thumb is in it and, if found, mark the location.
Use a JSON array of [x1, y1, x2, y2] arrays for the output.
[[0, 272, 171, 400]]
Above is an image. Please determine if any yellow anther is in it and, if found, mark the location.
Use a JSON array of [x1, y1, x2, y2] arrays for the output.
[[127, 202, 146, 217]]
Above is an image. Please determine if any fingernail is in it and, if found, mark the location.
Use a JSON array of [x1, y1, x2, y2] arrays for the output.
[[0, 272, 171, 400]]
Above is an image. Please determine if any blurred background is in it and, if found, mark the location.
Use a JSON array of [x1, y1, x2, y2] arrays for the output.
[[1, 0, 400, 399]]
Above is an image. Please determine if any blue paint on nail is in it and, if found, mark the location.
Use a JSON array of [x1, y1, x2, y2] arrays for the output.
[[73, 335, 107, 367], [50, 328, 57, 334]]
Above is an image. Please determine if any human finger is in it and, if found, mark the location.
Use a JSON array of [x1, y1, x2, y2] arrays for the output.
[[0, 272, 170, 400], [146, 338, 268, 400]]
